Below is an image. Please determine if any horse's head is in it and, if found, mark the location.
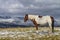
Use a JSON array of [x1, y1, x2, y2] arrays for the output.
[[24, 14, 28, 22]]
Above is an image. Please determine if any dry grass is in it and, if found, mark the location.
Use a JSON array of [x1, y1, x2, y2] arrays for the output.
[[0, 27, 59, 32], [0, 27, 60, 40], [0, 27, 53, 31]]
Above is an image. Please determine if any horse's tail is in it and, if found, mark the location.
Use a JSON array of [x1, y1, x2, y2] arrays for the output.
[[51, 16, 54, 33]]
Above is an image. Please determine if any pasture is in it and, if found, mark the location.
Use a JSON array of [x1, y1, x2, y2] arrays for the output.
[[0, 27, 60, 40]]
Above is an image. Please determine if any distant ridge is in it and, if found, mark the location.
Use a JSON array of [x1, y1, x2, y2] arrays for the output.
[[0, 16, 59, 28]]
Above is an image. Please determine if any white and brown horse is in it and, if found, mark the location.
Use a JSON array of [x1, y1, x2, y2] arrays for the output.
[[24, 14, 54, 32]]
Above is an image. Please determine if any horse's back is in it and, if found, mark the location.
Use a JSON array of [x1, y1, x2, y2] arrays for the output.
[[35, 15, 51, 24]]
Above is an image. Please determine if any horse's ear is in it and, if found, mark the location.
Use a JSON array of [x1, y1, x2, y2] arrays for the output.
[[26, 14, 28, 16]]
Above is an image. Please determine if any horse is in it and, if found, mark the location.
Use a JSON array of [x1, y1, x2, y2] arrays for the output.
[[24, 14, 54, 33]]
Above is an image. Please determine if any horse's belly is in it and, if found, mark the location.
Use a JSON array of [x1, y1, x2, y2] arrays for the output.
[[35, 16, 50, 25], [36, 20, 47, 25]]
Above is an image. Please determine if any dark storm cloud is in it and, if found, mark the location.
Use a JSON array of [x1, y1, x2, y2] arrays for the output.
[[0, 0, 60, 17]]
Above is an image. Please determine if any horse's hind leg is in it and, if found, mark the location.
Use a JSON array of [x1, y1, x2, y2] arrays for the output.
[[52, 20, 54, 33], [50, 16, 54, 33], [48, 23, 52, 33]]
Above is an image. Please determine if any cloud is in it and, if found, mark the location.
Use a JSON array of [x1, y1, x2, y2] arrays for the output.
[[7, 3, 25, 13], [0, 0, 27, 13], [0, 18, 15, 23], [0, 0, 60, 17], [0, 0, 60, 13], [35, 0, 60, 3]]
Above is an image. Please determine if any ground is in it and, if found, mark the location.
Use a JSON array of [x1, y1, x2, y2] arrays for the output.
[[0, 27, 60, 40]]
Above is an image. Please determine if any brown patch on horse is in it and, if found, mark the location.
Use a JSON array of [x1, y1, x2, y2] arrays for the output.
[[24, 14, 28, 22], [31, 19, 38, 30], [38, 16, 42, 18], [50, 16, 54, 33]]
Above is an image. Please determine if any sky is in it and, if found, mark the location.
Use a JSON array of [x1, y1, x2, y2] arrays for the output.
[[0, 0, 60, 16], [0, 0, 60, 25]]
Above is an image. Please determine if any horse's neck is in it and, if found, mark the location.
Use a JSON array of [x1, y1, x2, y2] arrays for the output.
[[28, 15, 38, 20]]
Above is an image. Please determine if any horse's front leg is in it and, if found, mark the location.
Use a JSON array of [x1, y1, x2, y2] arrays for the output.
[[31, 19, 38, 30], [35, 24, 38, 30]]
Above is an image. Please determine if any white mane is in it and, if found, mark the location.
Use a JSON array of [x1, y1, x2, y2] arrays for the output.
[[28, 15, 38, 20]]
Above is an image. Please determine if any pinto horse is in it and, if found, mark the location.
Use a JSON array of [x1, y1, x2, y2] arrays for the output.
[[24, 14, 54, 33]]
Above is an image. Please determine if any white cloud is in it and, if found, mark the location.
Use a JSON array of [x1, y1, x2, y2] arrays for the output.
[[35, 0, 45, 2], [0, 0, 60, 14], [35, 0, 60, 3], [8, 3, 24, 8], [0, 2, 26, 13], [0, 18, 15, 23], [7, 3, 25, 13], [0, 0, 27, 13], [29, 4, 39, 9]]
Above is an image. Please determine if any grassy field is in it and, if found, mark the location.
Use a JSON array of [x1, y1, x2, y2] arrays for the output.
[[0, 27, 60, 40]]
